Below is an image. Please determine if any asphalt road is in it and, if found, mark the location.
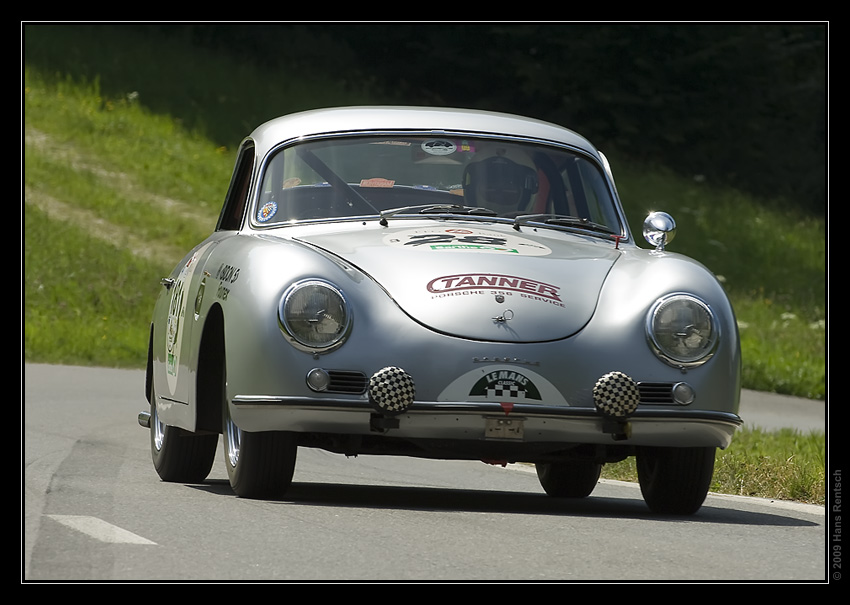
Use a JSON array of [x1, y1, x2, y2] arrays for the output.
[[23, 364, 828, 582], [737, 388, 825, 433]]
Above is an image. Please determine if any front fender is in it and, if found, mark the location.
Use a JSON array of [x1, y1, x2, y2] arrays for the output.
[[575, 248, 741, 413]]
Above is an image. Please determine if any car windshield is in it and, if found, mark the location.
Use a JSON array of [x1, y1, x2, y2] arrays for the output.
[[253, 135, 621, 232]]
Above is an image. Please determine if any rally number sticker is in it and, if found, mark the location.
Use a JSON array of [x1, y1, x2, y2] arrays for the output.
[[384, 227, 551, 256]]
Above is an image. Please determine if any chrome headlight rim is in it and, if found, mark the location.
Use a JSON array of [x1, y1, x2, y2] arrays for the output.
[[279, 279, 352, 354], [646, 293, 719, 368]]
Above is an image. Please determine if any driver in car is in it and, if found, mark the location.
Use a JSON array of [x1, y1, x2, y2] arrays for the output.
[[462, 148, 546, 215]]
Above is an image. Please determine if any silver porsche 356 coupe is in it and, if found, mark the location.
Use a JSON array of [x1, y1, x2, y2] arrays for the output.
[[139, 106, 741, 515]]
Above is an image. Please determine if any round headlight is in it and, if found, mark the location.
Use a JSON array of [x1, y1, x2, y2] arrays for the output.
[[279, 280, 351, 352], [647, 294, 718, 367]]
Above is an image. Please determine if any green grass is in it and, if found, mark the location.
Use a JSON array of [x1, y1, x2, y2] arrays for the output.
[[22, 26, 826, 505], [601, 427, 825, 506], [24, 69, 228, 366]]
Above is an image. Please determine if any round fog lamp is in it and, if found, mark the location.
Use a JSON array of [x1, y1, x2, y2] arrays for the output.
[[306, 368, 331, 392], [672, 382, 696, 405]]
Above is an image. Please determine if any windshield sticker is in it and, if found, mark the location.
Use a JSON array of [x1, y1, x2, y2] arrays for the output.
[[384, 227, 551, 256], [421, 139, 457, 156], [257, 201, 278, 223], [371, 140, 412, 147], [438, 366, 567, 406], [360, 178, 396, 188]]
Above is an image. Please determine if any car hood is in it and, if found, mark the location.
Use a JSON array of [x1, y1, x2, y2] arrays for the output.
[[294, 223, 620, 342]]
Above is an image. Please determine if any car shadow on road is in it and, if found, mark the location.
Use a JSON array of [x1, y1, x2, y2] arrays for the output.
[[191, 478, 820, 528]]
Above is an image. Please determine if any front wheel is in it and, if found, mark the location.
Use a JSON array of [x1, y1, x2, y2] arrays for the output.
[[222, 398, 297, 499], [636, 446, 716, 515], [536, 461, 602, 498], [150, 394, 217, 484]]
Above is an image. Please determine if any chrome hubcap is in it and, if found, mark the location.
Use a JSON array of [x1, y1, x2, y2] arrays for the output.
[[224, 406, 241, 467], [152, 403, 165, 452]]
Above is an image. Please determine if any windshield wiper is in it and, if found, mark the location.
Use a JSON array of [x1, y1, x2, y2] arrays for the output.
[[420, 204, 497, 216], [380, 204, 496, 225], [512, 213, 616, 235], [296, 148, 380, 215]]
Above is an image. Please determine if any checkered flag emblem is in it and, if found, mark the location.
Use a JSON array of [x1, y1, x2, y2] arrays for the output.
[[369, 366, 416, 415], [593, 371, 640, 418], [487, 386, 525, 399]]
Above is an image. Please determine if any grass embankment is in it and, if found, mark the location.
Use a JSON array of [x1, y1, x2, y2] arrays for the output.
[[602, 428, 825, 505], [22, 26, 826, 505]]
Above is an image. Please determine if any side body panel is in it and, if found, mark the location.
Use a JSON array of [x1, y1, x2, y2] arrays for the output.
[[150, 235, 225, 430]]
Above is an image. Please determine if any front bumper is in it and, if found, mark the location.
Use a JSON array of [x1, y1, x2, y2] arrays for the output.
[[230, 394, 742, 450]]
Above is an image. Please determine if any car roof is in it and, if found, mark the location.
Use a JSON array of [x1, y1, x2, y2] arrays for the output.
[[248, 106, 600, 158]]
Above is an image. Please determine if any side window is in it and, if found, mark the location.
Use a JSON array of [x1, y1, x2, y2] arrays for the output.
[[217, 143, 255, 231], [574, 158, 620, 228]]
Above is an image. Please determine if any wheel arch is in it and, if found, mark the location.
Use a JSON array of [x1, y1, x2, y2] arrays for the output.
[[195, 303, 226, 434], [145, 323, 154, 404]]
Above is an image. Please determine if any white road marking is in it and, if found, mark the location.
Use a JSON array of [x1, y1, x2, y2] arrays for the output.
[[46, 515, 157, 545]]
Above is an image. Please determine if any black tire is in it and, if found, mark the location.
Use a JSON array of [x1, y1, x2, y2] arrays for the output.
[[220, 355, 297, 499], [536, 461, 602, 498], [150, 388, 217, 484], [637, 446, 716, 515], [222, 401, 297, 499]]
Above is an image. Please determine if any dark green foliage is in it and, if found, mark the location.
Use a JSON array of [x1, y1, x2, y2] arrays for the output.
[[24, 23, 826, 214]]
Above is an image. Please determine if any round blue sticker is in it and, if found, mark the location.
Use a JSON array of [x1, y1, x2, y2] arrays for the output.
[[257, 201, 278, 223]]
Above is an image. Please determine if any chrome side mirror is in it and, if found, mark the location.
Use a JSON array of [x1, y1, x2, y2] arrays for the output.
[[643, 211, 677, 251]]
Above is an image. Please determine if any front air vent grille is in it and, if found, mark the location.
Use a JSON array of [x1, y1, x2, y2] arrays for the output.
[[327, 370, 368, 394], [637, 382, 675, 405]]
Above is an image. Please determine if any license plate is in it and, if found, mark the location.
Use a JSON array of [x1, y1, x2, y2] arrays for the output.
[[484, 416, 524, 440]]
